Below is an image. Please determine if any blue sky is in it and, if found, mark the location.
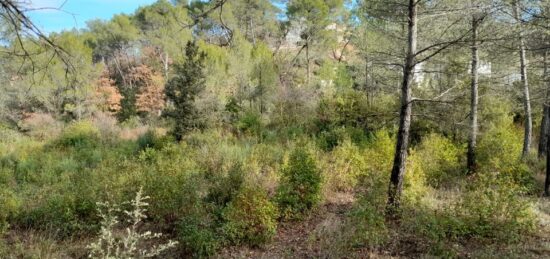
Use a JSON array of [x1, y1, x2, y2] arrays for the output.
[[27, 0, 158, 33]]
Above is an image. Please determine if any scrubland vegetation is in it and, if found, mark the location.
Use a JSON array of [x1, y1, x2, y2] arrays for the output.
[[1, 0, 550, 258], [0, 109, 547, 258]]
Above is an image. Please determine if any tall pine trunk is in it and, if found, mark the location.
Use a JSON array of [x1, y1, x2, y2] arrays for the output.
[[540, 106, 549, 157], [386, 0, 417, 215], [514, 0, 532, 158], [544, 50, 550, 196], [467, 15, 480, 173], [546, 134, 550, 196], [539, 51, 549, 157]]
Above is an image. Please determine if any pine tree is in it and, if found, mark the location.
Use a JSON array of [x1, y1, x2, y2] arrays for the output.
[[164, 41, 206, 141]]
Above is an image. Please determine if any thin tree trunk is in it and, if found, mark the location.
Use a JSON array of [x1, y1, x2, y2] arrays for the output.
[[163, 52, 169, 78], [306, 42, 310, 86], [546, 134, 550, 196], [541, 106, 550, 157], [467, 15, 479, 173], [386, 0, 417, 216], [539, 51, 549, 157], [365, 55, 370, 107], [259, 68, 264, 114], [514, 0, 532, 158], [250, 19, 256, 46]]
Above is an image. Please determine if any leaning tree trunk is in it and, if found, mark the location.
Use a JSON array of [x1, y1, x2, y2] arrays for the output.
[[467, 14, 480, 173], [539, 51, 549, 157], [386, 0, 417, 216], [514, 0, 533, 158]]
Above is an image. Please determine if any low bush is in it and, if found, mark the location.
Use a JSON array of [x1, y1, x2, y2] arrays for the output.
[[136, 129, 173, 152], [0, 188, 19, 233], [206, 163, 244, 207], [276, 147, 322, 219], [242, 143, 284, 194], [477, 120, 536, 192], [317, 126, 369, 151], [354, 130, 394, 197], [400, 204, 463, 257], [323, 140, 366, 193], [400, 173, 536, 257], [412, 133, 461, 188], [456, 173, 536, 242], [236, 110, 265, 140], [222, 185, 278, 247], [17, 193, 84, 237], [55, 120, 100, 148], [346, 196, 389, 250], [178, 210, 220, 258], [138, 144, 201, 223]]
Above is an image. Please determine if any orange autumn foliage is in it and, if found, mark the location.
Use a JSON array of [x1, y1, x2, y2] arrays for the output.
[[94, 70, 123, 114], [130, 64, 166, 116]]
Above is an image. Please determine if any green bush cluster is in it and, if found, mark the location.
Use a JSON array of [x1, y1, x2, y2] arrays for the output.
[[177, 179, 278, 257], [222, 186, 278, 246], [315, 89, 371, 150], [0, 126, 284, 257], [0, 189, 19, 233], [456, 173, 536, 242], [0, 128, 129, 237], [411, 134, 461, 188], [235, 110, 265, 140], [136, 129, 173, 151], [477, 120, 536, 192], [0, 110, 543, 258], [178, 210, 221, 258], [400, 173, 536, 257], [323, 140, 366, 193], [276, 147, 322, 219], [346, 195, 389, 250], [55, 120, 100, 148]]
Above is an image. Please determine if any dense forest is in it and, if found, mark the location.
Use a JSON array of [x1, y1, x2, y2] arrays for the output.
[[0, 0, 550, 257]]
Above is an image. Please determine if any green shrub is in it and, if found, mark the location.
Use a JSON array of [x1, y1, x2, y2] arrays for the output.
[[456, 173, 536, 242], [136, 130, 158, 151], [412, 134, 461, 188], [324, 140, 366, 193], [18, 193, 83, 237], [236, 110, 264, 139], [317, 128, 343, 151], [276, 147, 322, 219], [316, 89, 369, 132], [55, 120, 100, 148], [317, 127, 370, 151], [222, 185, 278, 246], [346, 197, 389, 250], [364, 130, 395, 175], [177, 207, 221, 258], [138, 145, 201, 223], [136, 129, 173, 152], [398, 172, 536, 256], [206, 162, 244, 207], [0, 188, 20, 233], [351, 130, 394, 197], [477, 120, 536, 192], [400, 204, 463, 257]]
